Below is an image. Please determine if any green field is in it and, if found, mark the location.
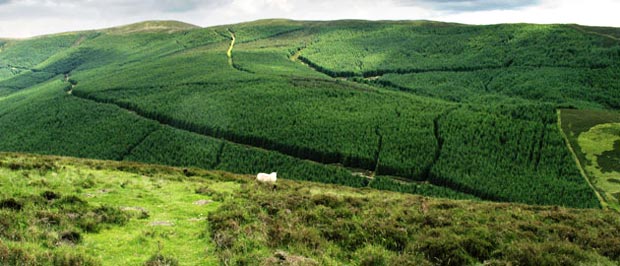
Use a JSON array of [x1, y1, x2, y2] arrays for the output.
[[1, 153, 620, 265], [1, 19, 619, 209], [560, 109, 620, 210]]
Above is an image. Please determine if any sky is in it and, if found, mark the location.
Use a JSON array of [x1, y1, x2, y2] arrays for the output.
[[0, 0, 619, 38]]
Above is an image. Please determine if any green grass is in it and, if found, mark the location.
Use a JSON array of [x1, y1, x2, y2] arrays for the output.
[[577, 122, 620, 208], [0, 153, 237, 265], [1, 152, 620, 265], [560, 109, 620, 210]]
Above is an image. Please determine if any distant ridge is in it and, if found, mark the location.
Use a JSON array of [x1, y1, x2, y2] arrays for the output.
[[4, 19, 620, 39], [0, 20, 200, 40], [103, 20, 200, 34]]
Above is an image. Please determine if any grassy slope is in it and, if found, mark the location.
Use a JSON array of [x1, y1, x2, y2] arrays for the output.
[[0, 153, 231, 265], [0, 19, 618, 208], [1, 153, 619, 266], [560, 109, 620, 210]]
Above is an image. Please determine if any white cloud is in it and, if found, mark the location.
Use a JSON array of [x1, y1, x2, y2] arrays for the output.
[[436, 0, 620, 26], [0, 0, 618, 38]]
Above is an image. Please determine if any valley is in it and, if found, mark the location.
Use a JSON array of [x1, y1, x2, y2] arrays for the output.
[[1, 20, 619, 208]]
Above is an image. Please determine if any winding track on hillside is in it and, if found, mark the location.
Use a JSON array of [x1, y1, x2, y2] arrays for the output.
[[226, 29, 235, 67], [1, 64, 35, 72], [225, 29, 253, 73], [569, 25, 620, 42]]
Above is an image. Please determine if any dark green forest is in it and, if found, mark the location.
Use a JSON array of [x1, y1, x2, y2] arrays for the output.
[[1, 19, 618, 208]]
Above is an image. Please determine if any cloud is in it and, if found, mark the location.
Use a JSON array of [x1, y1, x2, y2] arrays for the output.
[[123, 0, 232, 13], [0, 0, 619, 38], [396, 0, 539, 11], [0, 0, 231, 14]]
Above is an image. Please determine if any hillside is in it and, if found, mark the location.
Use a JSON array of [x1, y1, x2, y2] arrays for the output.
[[0, 19, 619, 209], [1, 152, 619, 265]]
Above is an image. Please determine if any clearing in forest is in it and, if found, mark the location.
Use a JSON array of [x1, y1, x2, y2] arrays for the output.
[[559, 109, 620, 210]]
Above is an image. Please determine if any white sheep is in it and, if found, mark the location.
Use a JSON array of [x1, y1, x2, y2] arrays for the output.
[[256, 172, 277, 183]]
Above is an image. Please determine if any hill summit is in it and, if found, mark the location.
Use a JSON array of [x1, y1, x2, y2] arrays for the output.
[[102, 20, 200, 34]]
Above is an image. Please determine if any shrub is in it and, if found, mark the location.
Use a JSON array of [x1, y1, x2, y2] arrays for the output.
[[0, 198, 23, 211], [144, 254, 179, 266], [414, 231, 475, 266], [310, 194, 343, 208], [499, 242, 588, 266], [0, 243, 36, 265], [354, 245, 391, 266], [59, 231, 81, 244], [41, 191, 61, 201]]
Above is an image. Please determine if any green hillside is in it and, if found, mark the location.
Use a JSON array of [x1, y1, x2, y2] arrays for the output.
[[1, 19, 619, 208], [1, 153, 620, 265]]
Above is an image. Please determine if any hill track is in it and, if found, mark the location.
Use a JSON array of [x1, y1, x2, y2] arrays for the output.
[[569, 25, 620, 42], [225, 29, 253, 73], [226, 29, 235, 67]]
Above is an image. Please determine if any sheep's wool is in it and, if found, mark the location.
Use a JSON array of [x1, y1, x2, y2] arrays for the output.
[[257, 172, 277, 183]]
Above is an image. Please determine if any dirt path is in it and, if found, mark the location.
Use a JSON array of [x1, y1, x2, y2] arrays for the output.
[[225, 29, 253, 73], [4, 64, 33, 72], [290, 44, 334, 78], [71, 35, 87, 48], [63, 74, 75, 94], [557, 109, 607, 209], [226, 29, 236, 67], [289, 47, 304, 62], [570, 25, 620, 42]]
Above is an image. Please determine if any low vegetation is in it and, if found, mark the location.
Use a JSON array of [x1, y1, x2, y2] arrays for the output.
[[1, 153, 619, 265], [0, 153, 232, 265]]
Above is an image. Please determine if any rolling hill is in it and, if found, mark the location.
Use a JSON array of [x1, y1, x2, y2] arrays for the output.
[[0, 19, 619, 210]]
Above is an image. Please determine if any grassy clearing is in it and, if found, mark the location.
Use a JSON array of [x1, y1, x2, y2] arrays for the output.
[[560, 109, 620, 210], [578, 123, 620, 209], [0, 152, 239, 265]]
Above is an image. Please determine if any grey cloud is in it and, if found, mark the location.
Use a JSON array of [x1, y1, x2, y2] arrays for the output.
[[396, 0, 539, 11], [144, 0, 231, 13], [0, 0, 231, 13]]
